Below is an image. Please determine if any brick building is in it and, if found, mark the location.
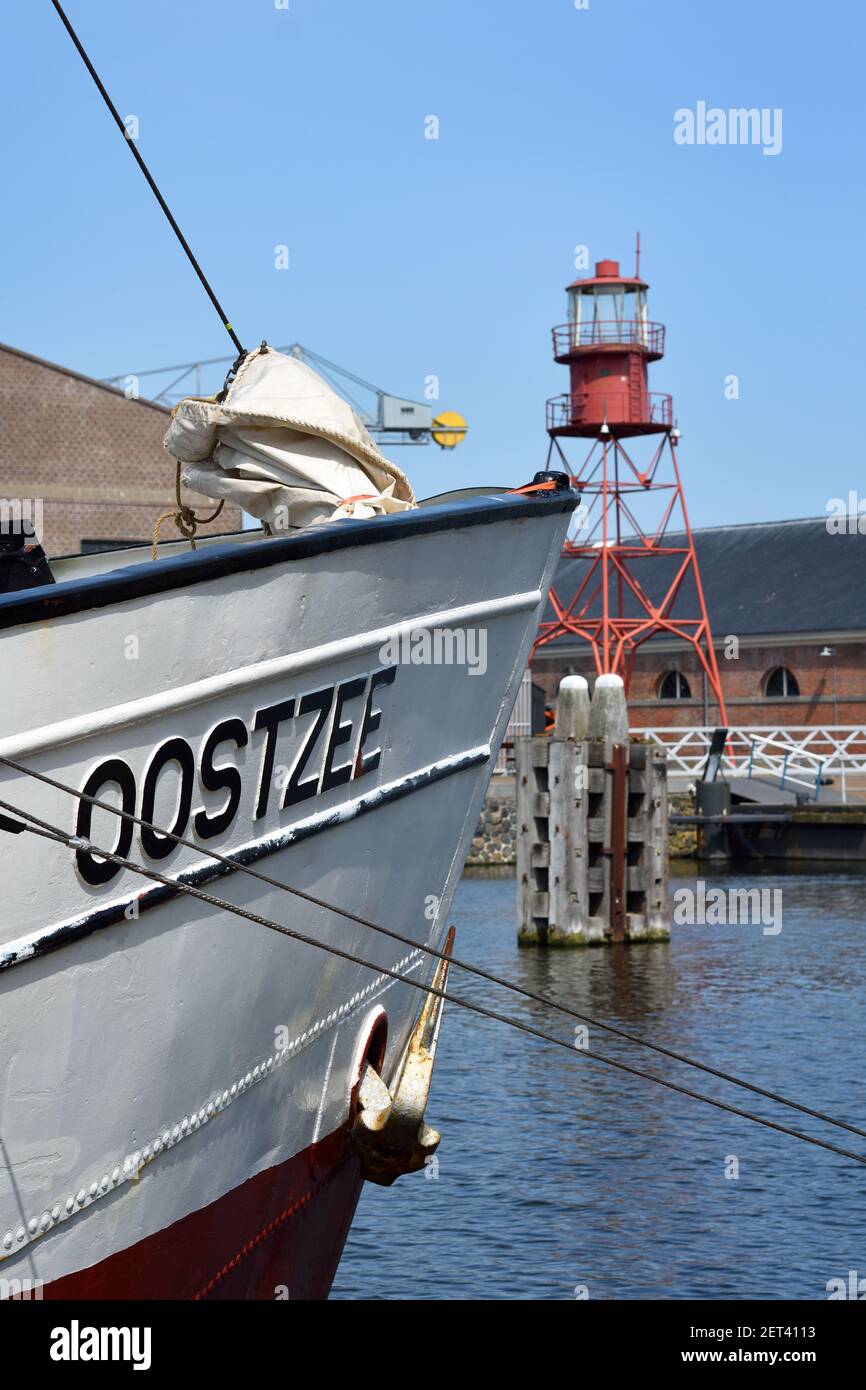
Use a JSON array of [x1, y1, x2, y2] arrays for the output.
[[532, 517, 866, 729], [0, 342, 242, 557]]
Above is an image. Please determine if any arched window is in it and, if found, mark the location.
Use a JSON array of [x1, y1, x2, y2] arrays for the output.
[[658, 670, 691, 700], [763, 667, 799, 698]]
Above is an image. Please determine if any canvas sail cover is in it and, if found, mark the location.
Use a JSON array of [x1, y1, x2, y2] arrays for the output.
[[163, 345, 416, 531]]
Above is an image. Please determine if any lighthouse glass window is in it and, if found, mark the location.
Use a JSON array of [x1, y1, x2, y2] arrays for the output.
[[635, 289, 649, 347]]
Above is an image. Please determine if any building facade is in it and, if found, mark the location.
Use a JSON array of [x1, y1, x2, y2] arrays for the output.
[[0, 342, 242, 557], [532, 517, 866, 729]]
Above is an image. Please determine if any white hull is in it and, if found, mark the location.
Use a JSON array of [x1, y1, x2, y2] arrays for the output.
[[0, 489, 573, 1295]]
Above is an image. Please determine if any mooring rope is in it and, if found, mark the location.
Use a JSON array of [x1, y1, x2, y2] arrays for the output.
[[1, 752, 864, 1146], [1, 778, 865, 1169], [151, 461, 225, 559]]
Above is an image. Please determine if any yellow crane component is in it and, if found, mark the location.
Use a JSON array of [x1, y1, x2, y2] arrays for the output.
[[431, 411, 468, 449]]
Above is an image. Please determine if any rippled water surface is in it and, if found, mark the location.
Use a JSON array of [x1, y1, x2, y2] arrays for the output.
[[332, 866, 866, 1300]]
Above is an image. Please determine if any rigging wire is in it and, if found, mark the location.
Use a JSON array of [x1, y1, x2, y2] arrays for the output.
[[37, 0, 841, 1168], [4, 793, 866, 1170], [1, 752, 864, 1145], [49, 0, 245, 356], [1, 783, 865, 1168]]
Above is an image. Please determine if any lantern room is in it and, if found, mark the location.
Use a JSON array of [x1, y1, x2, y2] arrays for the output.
[[560, 260, 657, 356], [548, 258, 672, 438]]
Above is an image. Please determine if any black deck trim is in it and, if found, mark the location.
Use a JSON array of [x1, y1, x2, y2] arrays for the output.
[[0, 490, 576, 633]]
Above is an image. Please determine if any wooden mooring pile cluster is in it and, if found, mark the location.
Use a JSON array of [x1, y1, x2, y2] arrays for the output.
[[516, 675, 670, 946]]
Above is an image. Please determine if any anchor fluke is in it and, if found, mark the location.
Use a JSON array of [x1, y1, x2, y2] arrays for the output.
[[351, 928, 454, 1185]]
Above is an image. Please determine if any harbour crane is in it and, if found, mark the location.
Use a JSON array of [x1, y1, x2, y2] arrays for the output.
[[103, 345, 468, 450]]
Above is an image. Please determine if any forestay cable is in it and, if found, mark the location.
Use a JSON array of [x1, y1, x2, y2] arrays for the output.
[[1, 751, 864, 1145], [2, 793, 866, 1172], [49, 0, 244, 356]]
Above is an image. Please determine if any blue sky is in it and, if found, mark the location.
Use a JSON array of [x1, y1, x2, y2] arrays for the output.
[[3, 0, 863, 525]]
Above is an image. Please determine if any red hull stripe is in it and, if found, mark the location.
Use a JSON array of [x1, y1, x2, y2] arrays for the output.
[[44, 1125, 364, 1301]]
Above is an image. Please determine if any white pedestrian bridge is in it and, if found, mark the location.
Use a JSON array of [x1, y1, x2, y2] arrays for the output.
[[637, 726, 866, 799]]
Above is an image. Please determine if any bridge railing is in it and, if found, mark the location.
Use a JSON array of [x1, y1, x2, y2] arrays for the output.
[[495, 670, 534, 774], [636, 726, 866, 796]]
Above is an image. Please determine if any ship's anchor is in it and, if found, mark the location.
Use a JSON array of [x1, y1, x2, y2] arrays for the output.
[[351, 927, 454, 1186]]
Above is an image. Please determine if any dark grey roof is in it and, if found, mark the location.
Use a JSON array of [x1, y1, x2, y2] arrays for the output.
[[545, 516, 866, 641]]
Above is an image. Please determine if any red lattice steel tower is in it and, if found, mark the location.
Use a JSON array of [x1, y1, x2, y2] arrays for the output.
[[534, 242, 728, 721]]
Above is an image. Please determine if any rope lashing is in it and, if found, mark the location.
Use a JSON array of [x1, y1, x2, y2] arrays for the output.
[[152, 460, 225, 560]]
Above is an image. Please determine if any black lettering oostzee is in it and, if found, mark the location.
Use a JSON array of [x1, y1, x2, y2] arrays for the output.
[[74, 665, 397, 887]]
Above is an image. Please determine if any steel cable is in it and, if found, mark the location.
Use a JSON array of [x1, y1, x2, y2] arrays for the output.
[[49, 1, 244, 355], [1, 752, 864, 1145], [2, 789, 866, 1171]]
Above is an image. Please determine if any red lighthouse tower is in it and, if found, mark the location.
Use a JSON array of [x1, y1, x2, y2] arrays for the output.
[[534, 243, 728, 722]]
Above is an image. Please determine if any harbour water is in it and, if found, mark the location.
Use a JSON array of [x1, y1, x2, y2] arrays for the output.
[[334, 866, 866, 1300]]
